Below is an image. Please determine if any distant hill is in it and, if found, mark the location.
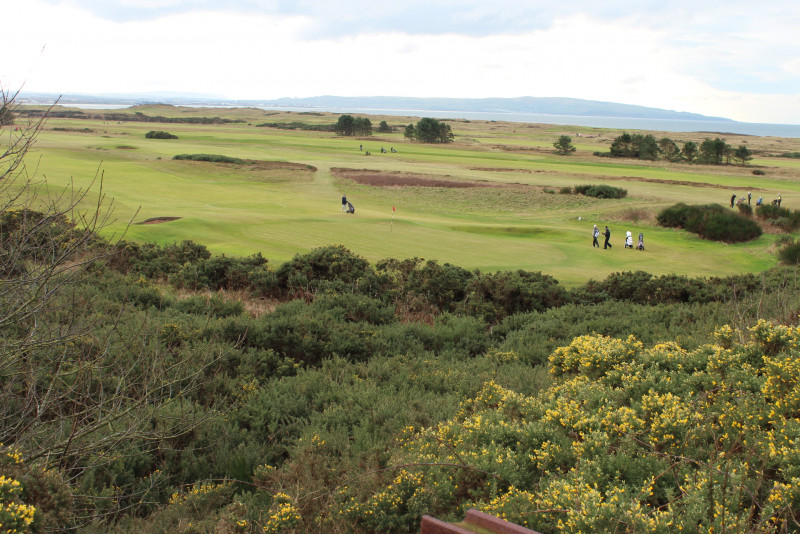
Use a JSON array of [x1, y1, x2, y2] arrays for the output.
[[19, 93, 731, 122], [257, 96, 731, 122]]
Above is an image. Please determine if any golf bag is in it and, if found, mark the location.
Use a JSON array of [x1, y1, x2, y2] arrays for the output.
[[346, 201, 355, 214]]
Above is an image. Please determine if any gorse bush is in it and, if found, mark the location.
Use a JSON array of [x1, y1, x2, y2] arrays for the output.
[[657, 203, 762, 242], [656, 202, 723, 228], [572, 184, 627, 199], [458, 270, 568, 323], [111, 239, 212, 278], [8, 207, 800, 533], [145, 130, 178, 139], [778, 240, 800, 265], [340, 322, 800, 532], [756, 204, 800, 231], [701, 209, 762, 241], [172, 153, 245, 164]]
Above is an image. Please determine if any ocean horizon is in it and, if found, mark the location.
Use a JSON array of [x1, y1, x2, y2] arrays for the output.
[[62, 103, 800, 138], [262, 106, 800, 138]]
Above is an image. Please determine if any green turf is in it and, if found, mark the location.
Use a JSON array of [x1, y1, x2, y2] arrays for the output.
[[10, 106, 800, 285]]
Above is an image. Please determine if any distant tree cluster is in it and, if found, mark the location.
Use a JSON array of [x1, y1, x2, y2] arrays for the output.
[[596, 132, 753, 166], [334, 114, 373, 136], [404, 117, 454, 143]]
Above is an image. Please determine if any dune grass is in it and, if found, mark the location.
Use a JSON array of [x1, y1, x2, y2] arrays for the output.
[[13, 106, 800, 284]]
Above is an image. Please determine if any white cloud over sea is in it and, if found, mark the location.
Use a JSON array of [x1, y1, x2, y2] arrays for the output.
[[3, 0, 799, 124]]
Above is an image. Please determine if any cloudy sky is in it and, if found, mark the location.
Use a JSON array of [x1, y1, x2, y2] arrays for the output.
[[4, 0, 799, 124]]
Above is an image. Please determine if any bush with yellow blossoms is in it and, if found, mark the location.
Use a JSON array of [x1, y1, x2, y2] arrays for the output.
[[1, 445, 36, 533], [338, 322, 800, 533]]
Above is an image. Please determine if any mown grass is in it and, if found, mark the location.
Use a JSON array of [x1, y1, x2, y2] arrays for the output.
[[19, 108, 800, 284]]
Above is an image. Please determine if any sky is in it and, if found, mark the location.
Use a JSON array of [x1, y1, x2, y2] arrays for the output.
[[3, 0, 800, 124]]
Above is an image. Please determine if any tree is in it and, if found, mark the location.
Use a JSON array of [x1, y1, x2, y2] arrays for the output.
[[335, 115, 372, 136], [409, 118, 453, 143], [658, 137, 681, 162], [609, 132, 634, 158], [633, 134, 660, 160], [415, 117, 440, 143], [734, 144, 752, 166], [377, 120, 392, 133], [404, 123, 415, 140], [334, 114, 355, 136], [553, 135, 576, 155], [699, 137, 729, 165], [353, 117, 372, 136], [681, 141, 698, 163]]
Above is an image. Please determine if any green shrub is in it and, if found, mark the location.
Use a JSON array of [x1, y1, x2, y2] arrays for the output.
[[145, 130, 178, 139], [756, 204, 800, 231], [778, 240, 800, 265], [112, 240, 211, 278], [573, 184, 627, 199], [737, 203, 753, 216], [752, 169, 766, 175], [700, 210, 762, 242], [175, 253, 268, 291], [172, 153, 245, 164], [311, 292, 395, 325], [404, 260, 474, 313], [756, 204, 788, 220], [657, 203, 761, 242], [255, 121, 335, 131], [457, 270, 568, 323], [275, 245, 374, 297]]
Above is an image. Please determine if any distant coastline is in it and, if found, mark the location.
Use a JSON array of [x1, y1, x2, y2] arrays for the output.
[[252, 106, 800, 138], [20, 93, 800, 138]]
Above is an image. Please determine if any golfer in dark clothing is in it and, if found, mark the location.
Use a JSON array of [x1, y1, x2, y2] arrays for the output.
[[603, 226, 612, 249], [341, 195, 347, 212], [730, 194, 736, 208]]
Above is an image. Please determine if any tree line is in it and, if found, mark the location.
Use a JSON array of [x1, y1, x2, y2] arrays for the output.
[[334, 114, 453, 143], [596, 132, 753, 165]]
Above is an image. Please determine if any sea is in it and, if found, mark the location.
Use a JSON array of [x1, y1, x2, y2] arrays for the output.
[[262, 106, 800, 138], [63, 103, 800, 138]]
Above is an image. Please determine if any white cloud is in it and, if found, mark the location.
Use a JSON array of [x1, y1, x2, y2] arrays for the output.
[[3, 0, 800, 124]]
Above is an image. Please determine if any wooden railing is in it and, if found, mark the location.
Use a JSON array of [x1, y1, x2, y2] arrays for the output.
[[420, 509, 542, 534]]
